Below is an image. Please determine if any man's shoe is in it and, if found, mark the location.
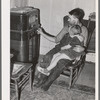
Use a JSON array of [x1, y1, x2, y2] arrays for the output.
[[34, 80, 44, 88]]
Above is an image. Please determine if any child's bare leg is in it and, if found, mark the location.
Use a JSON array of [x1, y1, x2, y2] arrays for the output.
[[47, 53, 72, 71], [50, 53, 61, 64], [37, 53, 61, 76]]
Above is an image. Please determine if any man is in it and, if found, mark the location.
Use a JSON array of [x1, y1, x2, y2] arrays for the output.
[[35, 8, 88, 91]]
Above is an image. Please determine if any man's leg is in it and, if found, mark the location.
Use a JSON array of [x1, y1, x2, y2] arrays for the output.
[[34, 55, 51, 86], [47, 53, 72, 71], [34, 54, 53, 87], [41, 59, 72, 91], [34, 73, 48, 87], [35, 47, 60, 87]]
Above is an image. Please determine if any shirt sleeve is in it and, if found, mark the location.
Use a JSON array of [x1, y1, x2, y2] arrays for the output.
[[55, 26, 69, 43]]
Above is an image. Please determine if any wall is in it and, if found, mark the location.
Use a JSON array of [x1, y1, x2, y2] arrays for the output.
[[10, 0, 28, 8]]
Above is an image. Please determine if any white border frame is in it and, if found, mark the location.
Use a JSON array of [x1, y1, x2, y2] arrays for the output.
[[2, 0, 10, 99], [1, 0, 98, 99], [95, 0, 99, 100]]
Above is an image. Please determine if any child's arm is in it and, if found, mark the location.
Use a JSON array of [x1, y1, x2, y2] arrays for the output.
[[61, 44, 72, 50]]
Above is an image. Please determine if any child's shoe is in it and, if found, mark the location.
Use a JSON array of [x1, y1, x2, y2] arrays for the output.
[[37, 66, 50, 76]]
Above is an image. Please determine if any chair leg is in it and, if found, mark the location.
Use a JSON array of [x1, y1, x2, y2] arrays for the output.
[[29, 68, 33, 91], [71, 69, 78, 87], [78, 63, 85, 75], [69, 68, 78, 89], [68, 68, 73, 89], [71, 64, 84, 88], [15, 80, 20, 100]]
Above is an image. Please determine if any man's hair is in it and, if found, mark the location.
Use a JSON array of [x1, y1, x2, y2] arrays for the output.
[[69, 8, 85, 21], [71, 25, 82, 34]]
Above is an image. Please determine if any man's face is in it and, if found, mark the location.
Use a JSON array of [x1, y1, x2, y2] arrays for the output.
[[68, 15, 79, 25]]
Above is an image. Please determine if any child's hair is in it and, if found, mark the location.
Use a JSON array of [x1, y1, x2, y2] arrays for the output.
[[71, 25, 82, 35]]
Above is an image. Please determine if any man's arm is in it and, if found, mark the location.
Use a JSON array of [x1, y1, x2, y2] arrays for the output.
[[37, 28, 56, 42], [55, 26, 69, 43], [37, 26, 69, 43]]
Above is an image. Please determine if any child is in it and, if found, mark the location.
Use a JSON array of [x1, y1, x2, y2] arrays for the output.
[[37, 25, 84, 76]]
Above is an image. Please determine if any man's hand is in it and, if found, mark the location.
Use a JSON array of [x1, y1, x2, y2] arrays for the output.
[[73, 45, 85, 52], [37, 28, 43, 35], [37, 27, 56, 43]]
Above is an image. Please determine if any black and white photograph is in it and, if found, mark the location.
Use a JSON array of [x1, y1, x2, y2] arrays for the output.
[[2, 0, 98, 100]]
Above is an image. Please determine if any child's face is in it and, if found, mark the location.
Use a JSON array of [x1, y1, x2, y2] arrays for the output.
[[69, 27, 77, 36]]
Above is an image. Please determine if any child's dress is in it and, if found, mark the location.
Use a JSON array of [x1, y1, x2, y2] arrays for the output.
[[59, 34, 84, 59]]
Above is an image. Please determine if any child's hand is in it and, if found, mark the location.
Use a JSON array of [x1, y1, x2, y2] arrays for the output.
[[73, 45, 84, 52]]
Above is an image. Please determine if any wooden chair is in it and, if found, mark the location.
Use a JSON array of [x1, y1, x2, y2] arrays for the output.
[[61, 14, 95, 89], [10, 62, 33, 100]]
